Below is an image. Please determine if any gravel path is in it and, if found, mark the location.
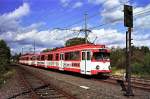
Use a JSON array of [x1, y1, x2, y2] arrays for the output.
[[0, 66, 33, 99], [23, 65, 150, 99]]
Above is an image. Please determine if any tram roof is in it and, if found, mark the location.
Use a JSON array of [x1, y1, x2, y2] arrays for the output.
[[40, 43, 106, 54], [20, 44, 108, 57]]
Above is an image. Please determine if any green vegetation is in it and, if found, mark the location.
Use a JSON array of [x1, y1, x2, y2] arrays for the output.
[[0, 40, 11, 86], [0, 40, 11, 72], [65, 37, 90, 46], [110, 46, 150, 78], [11, 53, 21, 63]]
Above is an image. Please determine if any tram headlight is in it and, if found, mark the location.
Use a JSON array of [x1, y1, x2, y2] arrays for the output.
[[96, 65, 100, 70], [108, 65, 111, 69]]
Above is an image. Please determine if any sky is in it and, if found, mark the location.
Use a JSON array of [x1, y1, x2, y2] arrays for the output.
[[0, 0, 150, 54]]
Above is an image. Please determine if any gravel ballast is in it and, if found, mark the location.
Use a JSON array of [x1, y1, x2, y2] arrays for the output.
[[23, 65, 150, 99], [0, 64, 150, 99]]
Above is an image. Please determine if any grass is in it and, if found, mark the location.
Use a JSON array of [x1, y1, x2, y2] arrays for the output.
[[0, 67, 16, 87], [111, 66, 150, 80]]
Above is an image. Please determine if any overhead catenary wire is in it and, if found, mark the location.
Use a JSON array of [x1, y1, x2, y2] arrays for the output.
[[51, 5, 101, 28], [52, 5, 150, 44], [89, 7, 150, 29], [56, 2, 150, 31], [57, 0, 132, 29]]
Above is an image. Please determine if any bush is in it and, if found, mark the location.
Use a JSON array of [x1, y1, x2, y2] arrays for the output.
[[143, 53, 150, 74], [131, 62, 143, 75]]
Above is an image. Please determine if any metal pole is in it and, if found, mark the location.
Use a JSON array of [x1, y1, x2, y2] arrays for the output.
[[22, 48, 23, 55], [34, 40, 35, 54], [126, 31, 129, 81], [84, 13, 88, 44], [125, 27, 134, 96]]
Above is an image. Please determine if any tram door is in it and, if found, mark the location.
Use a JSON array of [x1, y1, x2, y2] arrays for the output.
[[60, 53, 64, 70], [81, 51, 91, 74]]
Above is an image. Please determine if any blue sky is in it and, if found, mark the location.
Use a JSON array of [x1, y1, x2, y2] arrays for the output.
[[0, 0, 150, 54]]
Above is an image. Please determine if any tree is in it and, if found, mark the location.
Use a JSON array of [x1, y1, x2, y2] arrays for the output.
[[110, 48, 126, 69], [42, 48, 52, 52], [141, 46, 149, 54], [65, 37, 91, 47], [11, 53, 21, 63], [0, 40, 11, 73]]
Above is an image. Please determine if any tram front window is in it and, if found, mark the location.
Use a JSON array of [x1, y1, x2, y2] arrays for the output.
[[93, 52, 110, 60]]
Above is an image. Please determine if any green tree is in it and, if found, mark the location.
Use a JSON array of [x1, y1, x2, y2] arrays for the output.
[[65, 37, 91, 47], [141, 46, 149, 54], [143, 53, 150, 74], [110, 48, 126, 69], [11, 53, 21, 63], [42, 48, 52, 52], [0, 40, 11, 73]]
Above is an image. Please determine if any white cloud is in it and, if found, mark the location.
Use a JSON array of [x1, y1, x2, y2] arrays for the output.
[[101, 0, 123, 23], [88, 0, 124, 23], [88, 0, 106, 5], [60, 0, 83, 8], [101, 8, 123, 23], [134, 15, 150, 29], [73, 2, 83, 8], [134, 4, 150, 29], [89, 28, 125, 48], [103, 0, 120, 10], [0, 3, 30, 33], [6, 3, 30, 19], [60, 0, 70, 7], [1, 1, 150, 54], [89, 0, 150, 30]]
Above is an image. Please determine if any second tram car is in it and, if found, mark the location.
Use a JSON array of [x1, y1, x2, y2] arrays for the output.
[[19, 44, 111, 75]]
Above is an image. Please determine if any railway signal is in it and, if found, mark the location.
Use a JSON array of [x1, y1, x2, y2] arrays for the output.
[[124, 5, 133, 28], [124, 5, 134, 96]]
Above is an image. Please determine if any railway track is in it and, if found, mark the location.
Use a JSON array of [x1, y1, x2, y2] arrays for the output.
[[93, 75, 150, 92], [110, 75, 150, 91], [8, 66, 76, 99]]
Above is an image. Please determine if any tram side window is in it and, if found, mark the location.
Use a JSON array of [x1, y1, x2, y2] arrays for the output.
[[65, 53, 70, 60], [48, 54, 53, 60], [65, 51, 80, 60], [26, 57, 29, 60], [56, 54, 59, 61], [37, 56, 40, 60], [41, 55, 45, 61], [31, 57, 33, 60], [32, 56, 37, 60]]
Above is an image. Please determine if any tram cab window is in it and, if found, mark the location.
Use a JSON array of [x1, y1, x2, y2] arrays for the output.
[[82, 52, 86, 60], [87, 52, 91, 60], [82, 52, 91, 60], [92, 52, 110, 60]]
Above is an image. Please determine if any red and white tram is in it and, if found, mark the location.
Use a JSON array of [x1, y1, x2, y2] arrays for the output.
[[19, 44, 111, 75]]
